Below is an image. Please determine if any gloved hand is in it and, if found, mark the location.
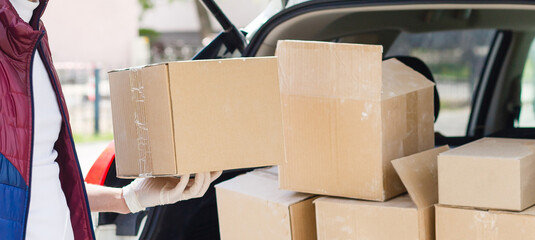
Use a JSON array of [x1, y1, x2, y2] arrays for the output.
[[122, 171, 222, 213]]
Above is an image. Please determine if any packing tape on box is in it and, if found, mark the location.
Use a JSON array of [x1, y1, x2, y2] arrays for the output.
[[474, 211, 498, 240], [129, 67, 153, 177]]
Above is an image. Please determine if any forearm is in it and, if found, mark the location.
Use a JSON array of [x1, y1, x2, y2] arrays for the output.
[[85, 183, 130, 214]]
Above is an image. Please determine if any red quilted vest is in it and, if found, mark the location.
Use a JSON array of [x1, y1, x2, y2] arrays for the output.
[[0, 0, 95, 239]]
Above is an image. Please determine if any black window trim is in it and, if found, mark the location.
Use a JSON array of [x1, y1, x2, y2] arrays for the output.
[[467, 30, 513, 137]]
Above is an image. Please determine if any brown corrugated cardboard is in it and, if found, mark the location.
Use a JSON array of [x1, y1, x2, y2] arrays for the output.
[[277, 40, 435, 201], [436, 204, 535, 240], [315, 195, 422, 240], [315, 146, 449, 240], [438, 137, 535, 211], [392, 145, 449, 209], [215, 167, 317, 240], [109, 57, 284, 177]]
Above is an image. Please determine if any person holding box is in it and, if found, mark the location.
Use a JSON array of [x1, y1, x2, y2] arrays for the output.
[[0, 0, 222, 239]]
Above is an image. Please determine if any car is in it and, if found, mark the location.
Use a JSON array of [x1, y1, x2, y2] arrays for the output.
[[86, 0, 535, 239]]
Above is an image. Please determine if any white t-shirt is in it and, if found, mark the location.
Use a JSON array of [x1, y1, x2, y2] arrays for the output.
[[9, 0, 75, 239]]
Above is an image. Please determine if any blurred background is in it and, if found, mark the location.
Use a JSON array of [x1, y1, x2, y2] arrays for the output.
[[42, 0, 270, 173], [41, 0, 535, 173]]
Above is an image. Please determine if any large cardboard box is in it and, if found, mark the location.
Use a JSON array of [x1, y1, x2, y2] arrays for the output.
[[438, 137, 535, 211], [109, 57, 284, 177], [436, 204, 535, 239], [277, 40, 435, 201], [315, 146, 449, 240], [215, 167, 317, 240]]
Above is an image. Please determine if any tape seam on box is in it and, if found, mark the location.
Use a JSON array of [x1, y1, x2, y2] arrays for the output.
[[130, 67, 153, 177]]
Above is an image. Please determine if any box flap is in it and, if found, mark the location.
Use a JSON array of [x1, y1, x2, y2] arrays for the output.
[[392, 145, 450, 208], [110, 64, 177, 177], [289, 197, 318, 240], [440, 137, 535, 160], [276, 40, 383, 100], [215, 167, 313, 206], [140, 64, 176, 176], [109, 70, 141, 177], [381, 59, 435, 100]]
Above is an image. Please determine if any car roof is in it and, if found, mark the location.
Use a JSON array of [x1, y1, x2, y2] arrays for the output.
[[244, 1, 535, 56]]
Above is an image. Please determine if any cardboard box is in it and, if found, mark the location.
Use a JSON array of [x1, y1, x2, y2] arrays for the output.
[[315, 146, 449, 240], [215, 167, 317, 240], [438, 137, 535, 211], [276, 40, 436, 201], [109, 57, 284, 177], [436, 204, 535, 239]]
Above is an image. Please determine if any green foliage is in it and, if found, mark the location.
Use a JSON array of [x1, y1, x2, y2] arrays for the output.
[[440, 100, 470, 110], [138, 0, 154, 11], [138, 0, 187, 20], [523, 58, 534, 83], [429, 63, 470, 81], [138, 0, 184, 11], [73, 133, 114, 143], [139, 28, 161, 42], [139, 28, 160, 44]]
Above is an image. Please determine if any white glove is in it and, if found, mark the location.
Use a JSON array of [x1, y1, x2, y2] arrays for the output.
[[122, 171, 222, 213]]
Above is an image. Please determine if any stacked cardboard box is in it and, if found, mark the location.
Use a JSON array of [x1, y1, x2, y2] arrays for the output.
[[274, 40, 440, 240], [216, 167, 317, 240], [315, 146, 448, 240], [216, 40, 440, 240], [111, 39, 535, 239], [276, 40, 436, 201], [436, 137, 535, 239], [216, 134, 443, 240]]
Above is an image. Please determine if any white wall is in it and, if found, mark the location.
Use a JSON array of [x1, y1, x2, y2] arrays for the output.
[[140, 0, 200, 32], [216, 0, 271, 28], [40, 0, 269, 70], [139, 0, 270, 32], [42, 0, 140, 71]]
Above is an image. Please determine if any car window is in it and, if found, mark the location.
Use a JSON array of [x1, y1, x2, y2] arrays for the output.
[[386, 29, 496, 137], [518, 40, 535, 127]]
